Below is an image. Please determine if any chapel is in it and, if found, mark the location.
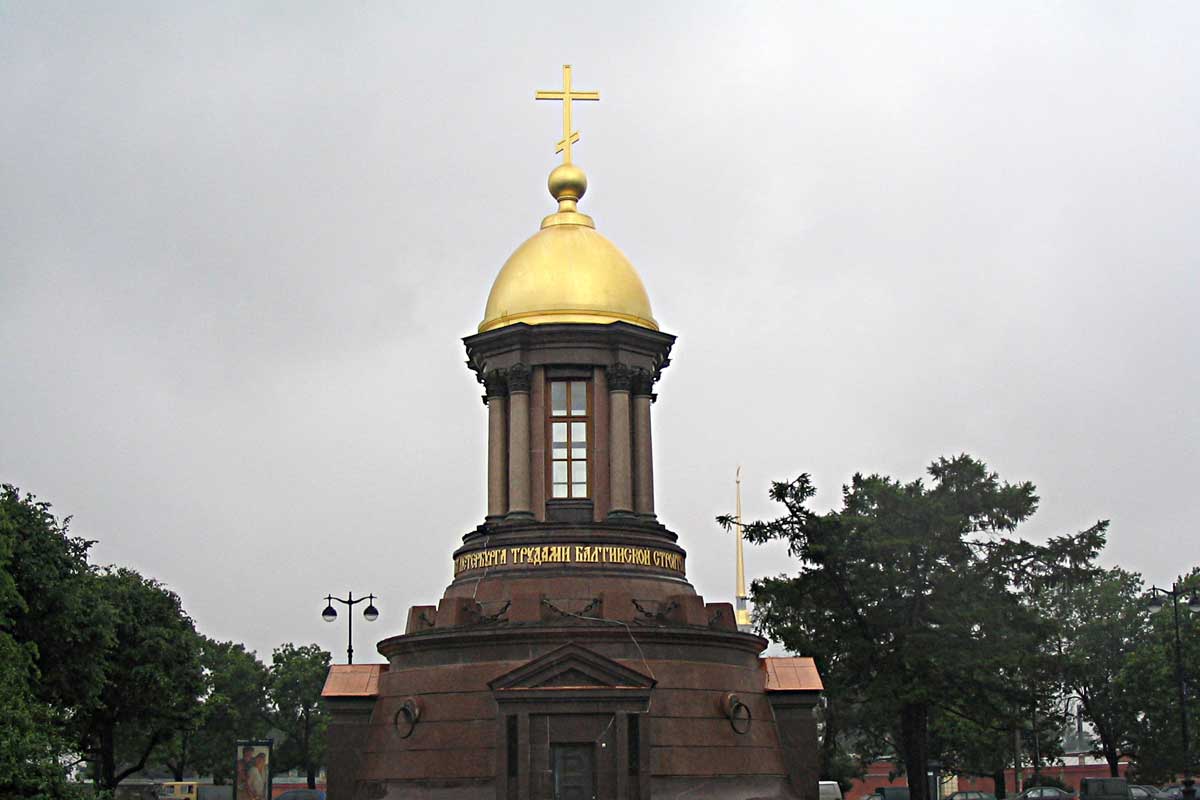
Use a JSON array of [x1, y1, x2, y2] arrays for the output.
[[322, 66, 822, 800]]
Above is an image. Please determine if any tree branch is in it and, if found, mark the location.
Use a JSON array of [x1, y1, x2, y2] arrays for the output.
[[114, 731, 166, 785]]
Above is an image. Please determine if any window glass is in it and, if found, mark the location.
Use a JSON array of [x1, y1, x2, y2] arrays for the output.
[[570, 381, 587, 415], [571, 461, 587, 485], [552, 423, 568, 459], [552, 482, 569, 498], [553, 462, 568, 484], [551, 382, 567, 416]]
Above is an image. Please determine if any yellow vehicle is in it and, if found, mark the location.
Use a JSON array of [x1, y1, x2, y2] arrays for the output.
[[158, 782, 198, 800]]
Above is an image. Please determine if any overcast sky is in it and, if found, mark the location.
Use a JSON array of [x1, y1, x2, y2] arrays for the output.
[[2, 2, 1198, 663]]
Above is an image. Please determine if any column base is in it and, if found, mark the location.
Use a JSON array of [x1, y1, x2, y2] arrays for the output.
[[504, 510, 535, 523], [605, 509, 637, 521]]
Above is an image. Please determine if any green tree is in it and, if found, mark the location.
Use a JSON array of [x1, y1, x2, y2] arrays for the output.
[[0, 520, 74, 799], [74, 568, 205, 791], [268, 643, 331, 789], [161, 638, 271, 783], [932, 709, 1016, 797], [0, 485, 115, 798], [1042, 567, 1147, 776], [0, 634, 74, 799], [1121, 569, 1200, 783], [751, 574, 885, 788], [0, 485, 113, 717], [723, 455, 1105, 800], [814, 688, 879, 791]]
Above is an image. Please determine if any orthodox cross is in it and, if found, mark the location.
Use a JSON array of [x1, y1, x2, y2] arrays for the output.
[[535, 64, 599, 164]]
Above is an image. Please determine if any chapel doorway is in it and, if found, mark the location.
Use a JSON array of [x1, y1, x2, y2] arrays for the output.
[[490, 643, 654, 800], [551, 744, 595, 800]]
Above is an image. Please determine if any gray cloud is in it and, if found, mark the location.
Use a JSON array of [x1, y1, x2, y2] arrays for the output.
[[2, 2, 1197, 661]]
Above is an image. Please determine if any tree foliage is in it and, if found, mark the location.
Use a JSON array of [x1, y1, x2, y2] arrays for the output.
[[1042, 567, 1147, 775], [0, 486, 113, 712], [1120, 569, 1200, 783], [0, 485, 111, 798], [1, 483, 337, 792], [160, 638, 271, 783], [722, 455, 1105, 800], [268, 643, 331, 789], [0, 585, 74, 799], [73, 568, 205, 791]]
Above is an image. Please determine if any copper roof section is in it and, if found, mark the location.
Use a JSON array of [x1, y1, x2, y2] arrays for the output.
[[322, 664, 387, 698], [761, 656, 823, 692]]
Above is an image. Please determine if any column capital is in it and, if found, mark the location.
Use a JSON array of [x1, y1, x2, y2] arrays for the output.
[[507, 363, 532, 394], [606, 363, 633, 392], [631, 368, 657, 397], [483, 369, 509, 399]]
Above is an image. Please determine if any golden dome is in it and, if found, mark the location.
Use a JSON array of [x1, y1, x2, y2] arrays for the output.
[[478, 165, 658, 333]]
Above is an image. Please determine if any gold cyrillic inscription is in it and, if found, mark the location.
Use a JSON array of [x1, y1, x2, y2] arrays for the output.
[[453, 544, 685, 577]]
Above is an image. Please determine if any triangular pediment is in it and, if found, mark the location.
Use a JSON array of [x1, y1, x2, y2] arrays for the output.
[[489, 642, 656, 692]]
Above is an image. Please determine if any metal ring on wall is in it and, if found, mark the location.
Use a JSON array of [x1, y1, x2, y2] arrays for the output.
[[720, 692, 752, 735], [394, 698, 423, 739]]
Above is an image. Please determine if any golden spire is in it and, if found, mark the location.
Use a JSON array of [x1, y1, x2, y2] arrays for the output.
[[535, 64, 599, 165], [735, 466, 751, 631]]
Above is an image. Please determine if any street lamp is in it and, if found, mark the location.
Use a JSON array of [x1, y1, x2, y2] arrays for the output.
[[1147, 582, 1198, 800], [321, 592, 379, 664]]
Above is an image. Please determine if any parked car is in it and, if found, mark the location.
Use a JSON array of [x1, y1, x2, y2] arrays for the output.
[[1017, 787, 1076, 800], [1080, 778, 1132, 800], [865, 788, 911, 800], [1130, 786, 1158, 800], [820, 781, 845, 800], [275, 792, 325, 800], [1155, 786, 1184, 800], [948, 792, 997, 800]]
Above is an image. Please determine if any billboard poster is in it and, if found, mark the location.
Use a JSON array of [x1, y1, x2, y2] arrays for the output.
[[234, 739, 273, 800]]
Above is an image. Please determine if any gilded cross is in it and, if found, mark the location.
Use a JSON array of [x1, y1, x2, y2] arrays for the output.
[[535, 64, 599, 164]]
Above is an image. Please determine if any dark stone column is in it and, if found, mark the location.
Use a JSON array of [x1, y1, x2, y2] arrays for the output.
[[768, 691, 821, 800], [606, 363, 634, 519], [518, 712, 531, 800], [591, 365, 610, 521], [631, 369, 656, 519], [529, 367, 547, 521], [323, 697, 375, 800], [615, 711, 630, 799], [506, 363, 533, 521], [484, 370, 508, 523]]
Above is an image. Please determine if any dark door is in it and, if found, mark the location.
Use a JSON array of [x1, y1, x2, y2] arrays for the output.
[[552, 744, 594, 800]]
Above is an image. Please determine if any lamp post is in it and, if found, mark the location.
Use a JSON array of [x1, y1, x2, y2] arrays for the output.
[[321, 592, 379, 664], [1147, 582, 1199, 799]]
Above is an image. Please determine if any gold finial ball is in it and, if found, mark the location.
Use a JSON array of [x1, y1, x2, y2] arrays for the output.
[[548, 163, 587, 203]]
